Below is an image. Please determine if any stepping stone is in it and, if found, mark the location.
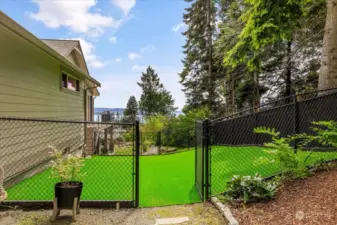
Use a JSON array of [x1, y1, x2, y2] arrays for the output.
[[155, 217, 189, 225]]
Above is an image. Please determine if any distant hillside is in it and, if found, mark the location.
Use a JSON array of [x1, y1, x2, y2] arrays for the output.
[[94, 108, 124, 114], [95, 108, 183, 116]]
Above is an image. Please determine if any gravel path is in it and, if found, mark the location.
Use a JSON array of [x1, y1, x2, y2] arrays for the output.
[[0, 203, 227, 225]]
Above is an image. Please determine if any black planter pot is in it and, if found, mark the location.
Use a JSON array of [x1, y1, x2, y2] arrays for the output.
[[55, 181, 83, 209]]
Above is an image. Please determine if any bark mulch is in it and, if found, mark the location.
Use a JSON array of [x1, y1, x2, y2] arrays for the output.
[[230, 170, 337, 225]]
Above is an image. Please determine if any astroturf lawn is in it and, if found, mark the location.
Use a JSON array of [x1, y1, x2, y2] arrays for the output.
[[211, 146, 337, 195], [6, 150, 201, 207], [6, 147, 337, 206], [139, 151, 200, 207]]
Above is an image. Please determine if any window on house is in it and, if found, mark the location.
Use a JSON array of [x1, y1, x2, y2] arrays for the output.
[[61, 72, 80, 92]]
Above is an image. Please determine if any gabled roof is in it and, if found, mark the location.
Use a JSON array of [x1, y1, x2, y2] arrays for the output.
[[0, 11, 100, 88], [41, 39, 78, 57], [41, 39, 91, 77]]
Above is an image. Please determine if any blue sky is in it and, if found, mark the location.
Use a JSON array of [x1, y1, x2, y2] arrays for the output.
[[1, 0, 188, 109]]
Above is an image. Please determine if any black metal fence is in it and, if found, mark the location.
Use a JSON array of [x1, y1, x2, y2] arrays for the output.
[[140, 127, 194, 155], [196, 89, 337, 200], [0, 117, 140, 208]]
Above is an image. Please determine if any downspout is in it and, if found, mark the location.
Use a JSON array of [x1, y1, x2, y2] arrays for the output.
[[83, 83, 99, 157], [84, 84, 99, 121]]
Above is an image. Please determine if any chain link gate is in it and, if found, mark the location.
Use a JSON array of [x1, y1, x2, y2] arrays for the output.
[[195, 120, 210, 201], [0, 117, 140, 208]]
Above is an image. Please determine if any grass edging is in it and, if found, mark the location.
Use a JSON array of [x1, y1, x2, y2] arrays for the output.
[[211, 197, 239, 225]]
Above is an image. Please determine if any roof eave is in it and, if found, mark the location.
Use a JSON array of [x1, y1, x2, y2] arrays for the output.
[[0, 11, 101, 87]]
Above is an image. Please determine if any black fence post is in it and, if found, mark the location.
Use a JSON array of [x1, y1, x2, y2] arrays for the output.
[[135, 121, 140, 207], [187, 127, 190, 150], [157, 131, 161, 155], [195, 121, 197, 186], [203, 119, 210, 201], [294, 94, 299, 152]]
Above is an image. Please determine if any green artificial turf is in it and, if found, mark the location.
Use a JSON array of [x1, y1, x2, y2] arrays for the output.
[[210, 146, 337, 195], [6, 146, 337, 207], [139, 151, 200, 207], [6, 151, 200, 207]]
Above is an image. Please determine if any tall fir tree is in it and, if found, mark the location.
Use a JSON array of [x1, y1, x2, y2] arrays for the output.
[[138, 66, 176, 116], [180, 0, 218, 112], [123, 96, 138, 122]]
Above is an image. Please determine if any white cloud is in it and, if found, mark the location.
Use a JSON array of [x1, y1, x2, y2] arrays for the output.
[[112, 0, 136, 15], [74, 37, 105, 69], [90, 60, 105, 68], [128, 52, 143, 60], [29, 0, 121, 37], [172, 22, 186, 32], [128, 44, 155, 61], [140, 44, 156, 54], [109, 36, 117, 44], [131, 65, 147, 71], [115, 58, 122, 63]]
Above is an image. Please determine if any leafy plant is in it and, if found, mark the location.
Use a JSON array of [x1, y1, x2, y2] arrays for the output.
[[254, 127, 310, 178], [49, 146, 85, 186], [308, 121, 337, 147], [142, 140, 151, 152], [224, 174, 279, 203]]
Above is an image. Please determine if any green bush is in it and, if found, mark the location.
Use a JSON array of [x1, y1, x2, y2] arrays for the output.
[[123, 130, 133, 142], [254, 127, 311, 178], [142, 140, 151, 152], [224, 174, 279, 203]]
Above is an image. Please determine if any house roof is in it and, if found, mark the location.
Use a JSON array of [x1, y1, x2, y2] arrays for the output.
[[0, 11, 101, 89], [41, 39, 79, 57]]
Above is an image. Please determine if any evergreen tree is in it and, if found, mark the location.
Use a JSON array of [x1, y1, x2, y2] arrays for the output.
[[123, 96, 138, 122], [180, 0, 218, 112], [138, 66, 177, 116]]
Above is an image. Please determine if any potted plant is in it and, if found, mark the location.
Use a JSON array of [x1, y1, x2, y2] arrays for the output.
[[49, 146, 85, 221]]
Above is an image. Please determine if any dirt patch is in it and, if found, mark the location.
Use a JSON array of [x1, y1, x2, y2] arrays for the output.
[[230, 170, 337, 225], [0, 203, 226, 225]]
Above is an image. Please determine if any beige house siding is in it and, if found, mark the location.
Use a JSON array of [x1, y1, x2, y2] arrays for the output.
[[0, 24, 87, 186]]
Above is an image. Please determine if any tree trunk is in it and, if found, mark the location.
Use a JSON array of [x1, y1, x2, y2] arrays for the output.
[[253, 71, 260, 112], [207, 0, 214, 114], [318, 0, 337, 90]]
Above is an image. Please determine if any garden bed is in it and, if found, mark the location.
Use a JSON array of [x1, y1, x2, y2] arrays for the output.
[[229, 169, 337, 225]]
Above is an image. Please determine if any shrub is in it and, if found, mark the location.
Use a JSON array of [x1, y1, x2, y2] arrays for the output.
[[142, 140, 151, 152], [49, 146, 85, 186], [254, 127, 311, 178], [123, 130, 133, 142], [224, 174, 279, 203]]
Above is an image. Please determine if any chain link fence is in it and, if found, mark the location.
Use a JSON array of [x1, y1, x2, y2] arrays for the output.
[[195, 121, 205, 201], [0, 117, 139, 208], [196, 89, 337, 199], [140, 127, 194, 155]]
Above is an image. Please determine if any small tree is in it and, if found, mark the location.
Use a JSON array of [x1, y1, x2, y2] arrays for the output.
[[124, 96, 138, 122]]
